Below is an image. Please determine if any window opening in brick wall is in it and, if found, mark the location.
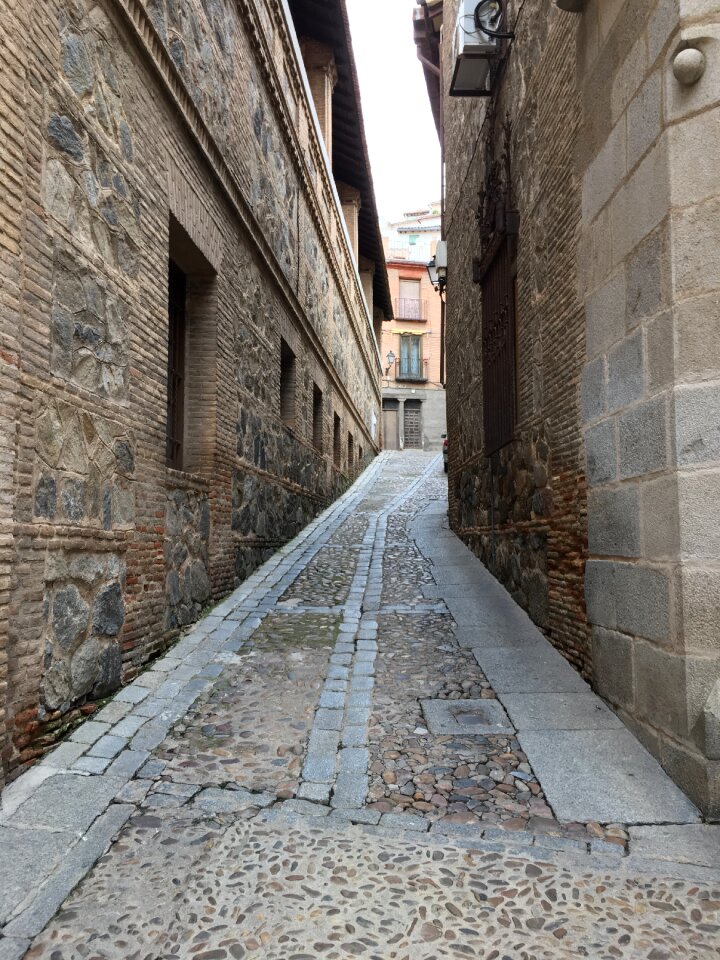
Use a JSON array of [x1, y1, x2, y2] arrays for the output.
[[280, 339, 297, 428], [348, 432, 354, 474], [166, 216, 218, 475], [312, 383, 324, 452], [358, 445, 363, 466], [482, 240, 516, 455], [167, 260, 187, 470], [333, 413, 341, 468]]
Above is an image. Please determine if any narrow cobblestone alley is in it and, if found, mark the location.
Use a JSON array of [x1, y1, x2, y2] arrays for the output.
[[1, 454, 719, 959]]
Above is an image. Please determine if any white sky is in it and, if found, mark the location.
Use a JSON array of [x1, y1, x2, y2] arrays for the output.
[[345, 0, 441, 223]]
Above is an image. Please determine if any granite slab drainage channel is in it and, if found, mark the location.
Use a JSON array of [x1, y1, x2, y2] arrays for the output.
[[295, 456, 443, 812], [0, 455, 392, 957], [283, 460, 718, 875]]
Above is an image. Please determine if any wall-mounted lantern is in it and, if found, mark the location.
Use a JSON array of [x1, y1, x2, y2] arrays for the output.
[[450, 1, 513, 98], [427, 240, 447, 295], [385, 350, 396, 375]]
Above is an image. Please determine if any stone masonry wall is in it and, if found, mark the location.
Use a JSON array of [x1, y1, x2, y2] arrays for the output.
[[444, 0, 590, 675], [0, 0, 382, 784], [0, 0, 26, 777], [577, 0, 720, 815]]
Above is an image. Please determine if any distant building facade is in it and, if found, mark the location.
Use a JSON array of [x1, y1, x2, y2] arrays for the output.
[[0, 0, 389, 784], [381, 206, 447, 451], [417, 0, 720, 816]]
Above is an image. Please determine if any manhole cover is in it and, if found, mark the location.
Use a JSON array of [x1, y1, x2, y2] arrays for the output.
[[420, 698, 514, 736]]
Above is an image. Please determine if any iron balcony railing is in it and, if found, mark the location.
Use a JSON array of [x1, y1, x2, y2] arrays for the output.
[[394, 298, 428, 321], [395, 357, 428, 382]]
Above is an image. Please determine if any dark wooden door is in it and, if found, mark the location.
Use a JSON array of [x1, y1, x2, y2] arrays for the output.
[[404, 400, 422, 449], [481, 241, 516, 455]]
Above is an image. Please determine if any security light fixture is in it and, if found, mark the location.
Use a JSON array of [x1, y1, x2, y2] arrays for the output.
[[428, 241, 447, 295], [450, 1, 512, 98]]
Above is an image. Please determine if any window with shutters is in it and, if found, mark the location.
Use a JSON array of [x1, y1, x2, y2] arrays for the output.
[[396, 278, 426, 321], [398, 334, 424, 381]]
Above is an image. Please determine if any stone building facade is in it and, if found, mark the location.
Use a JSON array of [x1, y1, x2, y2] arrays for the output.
[[418, 0, 720, 815], [0, 0, 389, 785]]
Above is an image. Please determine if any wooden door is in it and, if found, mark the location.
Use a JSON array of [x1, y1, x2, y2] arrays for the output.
[[404, 400, 423, 449], [383, 407, 399, 450]]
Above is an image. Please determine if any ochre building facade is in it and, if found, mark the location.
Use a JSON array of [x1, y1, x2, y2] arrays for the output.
[[419, 0, 720, 815], [380, 204, 447, 453], [0, 0, 389, 784]]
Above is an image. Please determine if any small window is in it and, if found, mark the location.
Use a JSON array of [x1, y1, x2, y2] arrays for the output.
[[333, 413, 341, 468], [312, 383, 323, 451], [348, 432, 354, 474], [280, 339, 296, 428], [358, 445, 363, 466]]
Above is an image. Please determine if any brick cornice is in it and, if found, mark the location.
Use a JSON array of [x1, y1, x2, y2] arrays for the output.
[[108, 0, 380, 451]]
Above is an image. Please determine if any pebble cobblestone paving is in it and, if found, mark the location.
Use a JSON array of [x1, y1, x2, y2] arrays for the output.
[[2, 453, 720, 959]]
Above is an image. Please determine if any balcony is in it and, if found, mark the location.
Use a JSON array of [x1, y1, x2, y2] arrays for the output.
[[394, 298, 428, 322], [395, 357, 428, 382]]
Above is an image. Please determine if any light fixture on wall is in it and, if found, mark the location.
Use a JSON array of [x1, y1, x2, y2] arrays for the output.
[[386, 350, 396, 375], [450, 1, 513, 97], [427, 240, 447, 295]]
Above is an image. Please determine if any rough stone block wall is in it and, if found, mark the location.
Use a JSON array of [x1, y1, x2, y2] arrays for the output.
[[0, 0, 382, 785], [444, 0, 589, 674], [577, 0, 720, 815]]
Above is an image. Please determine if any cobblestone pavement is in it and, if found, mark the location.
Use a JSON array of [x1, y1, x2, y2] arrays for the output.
[[1, 453, 719, 959]]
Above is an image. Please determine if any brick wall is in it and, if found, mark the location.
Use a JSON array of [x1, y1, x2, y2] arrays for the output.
[[0, 0, 26, 778], [443, 0, 589, 674], [0, 0, 382, 784]]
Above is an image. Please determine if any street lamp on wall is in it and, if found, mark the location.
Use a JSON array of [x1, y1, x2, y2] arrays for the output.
[[385, 350, 396, 376], [427, 240, 447, 296]]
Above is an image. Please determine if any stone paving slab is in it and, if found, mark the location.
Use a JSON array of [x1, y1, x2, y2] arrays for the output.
[[454, 622, 547, 648], [501, 692, 624, 730], [0, 937, 29, 960], [472, 645, 591, 693], [420, 697, 514, 735], [519, 729, 701, 824], [3, 804, 133, 939], [3, 773, 122, 833], [0, 827, 75, 925], [627, 824, 720, 868]]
